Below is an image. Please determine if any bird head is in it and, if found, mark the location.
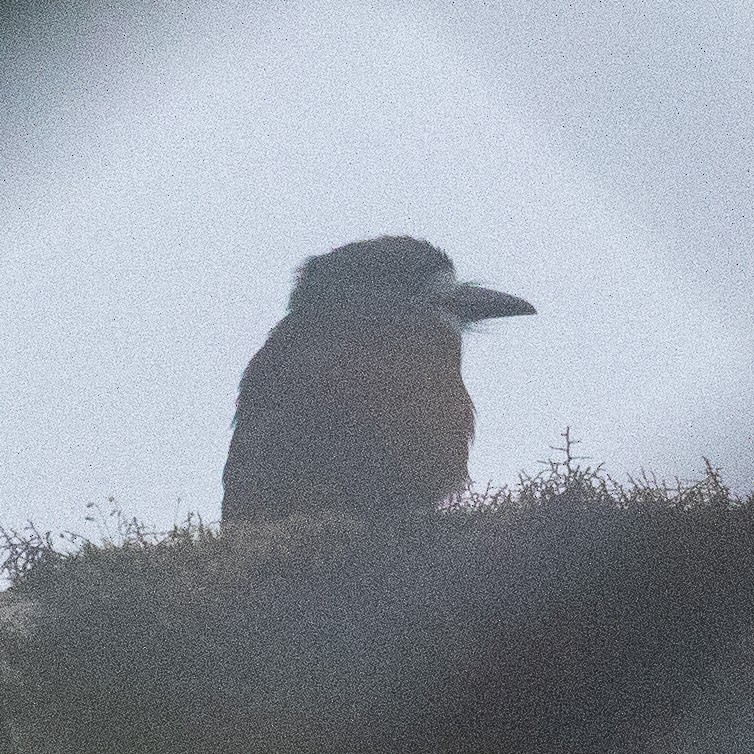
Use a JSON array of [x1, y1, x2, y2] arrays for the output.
[[287, 236, 536, 330]]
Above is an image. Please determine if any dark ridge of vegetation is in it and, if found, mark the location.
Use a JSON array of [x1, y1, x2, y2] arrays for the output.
[[2, 431, 754, 754]]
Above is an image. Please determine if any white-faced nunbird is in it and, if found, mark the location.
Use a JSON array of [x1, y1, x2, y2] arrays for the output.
[[222, 236, 535, 525]]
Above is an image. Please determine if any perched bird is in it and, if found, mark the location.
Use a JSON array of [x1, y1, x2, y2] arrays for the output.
[[222, 236, 535, 525]]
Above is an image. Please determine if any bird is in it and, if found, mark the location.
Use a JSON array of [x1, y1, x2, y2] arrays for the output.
[[222, 236, 535, 526]]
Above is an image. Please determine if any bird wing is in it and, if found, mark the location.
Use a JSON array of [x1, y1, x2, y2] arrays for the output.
[[223, 316, 473, 521], [223, 319, 376, 519]]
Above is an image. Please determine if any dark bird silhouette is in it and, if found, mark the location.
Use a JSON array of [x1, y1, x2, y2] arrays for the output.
[[222, 236, 535, 525]]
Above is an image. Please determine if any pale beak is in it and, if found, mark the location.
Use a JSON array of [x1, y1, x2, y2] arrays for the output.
[[445, 283, 537, 323]]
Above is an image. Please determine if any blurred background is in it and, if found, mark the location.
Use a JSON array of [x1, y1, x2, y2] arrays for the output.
[[2, 0, 752, 533]]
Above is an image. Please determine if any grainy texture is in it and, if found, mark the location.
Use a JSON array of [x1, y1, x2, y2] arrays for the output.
[[222, 236, 534, 525], [3, 483, 754, 753]]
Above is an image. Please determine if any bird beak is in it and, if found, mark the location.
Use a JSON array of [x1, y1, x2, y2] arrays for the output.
[[446, 283, 537, 323]]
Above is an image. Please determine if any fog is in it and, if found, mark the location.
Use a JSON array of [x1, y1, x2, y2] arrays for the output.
[[2, 0, 752, 533]]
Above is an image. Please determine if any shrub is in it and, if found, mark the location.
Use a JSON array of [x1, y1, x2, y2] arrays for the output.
[[2, 432, 753, 753]]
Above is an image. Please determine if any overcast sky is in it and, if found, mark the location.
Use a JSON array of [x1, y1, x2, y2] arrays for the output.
[[2, 0, 752, 535]]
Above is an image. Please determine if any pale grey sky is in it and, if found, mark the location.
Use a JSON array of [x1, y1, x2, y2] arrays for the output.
[[2, 0, 752, 534]]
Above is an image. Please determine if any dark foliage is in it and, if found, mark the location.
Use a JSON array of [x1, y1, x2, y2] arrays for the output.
[[2, 441, 754, 753]]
